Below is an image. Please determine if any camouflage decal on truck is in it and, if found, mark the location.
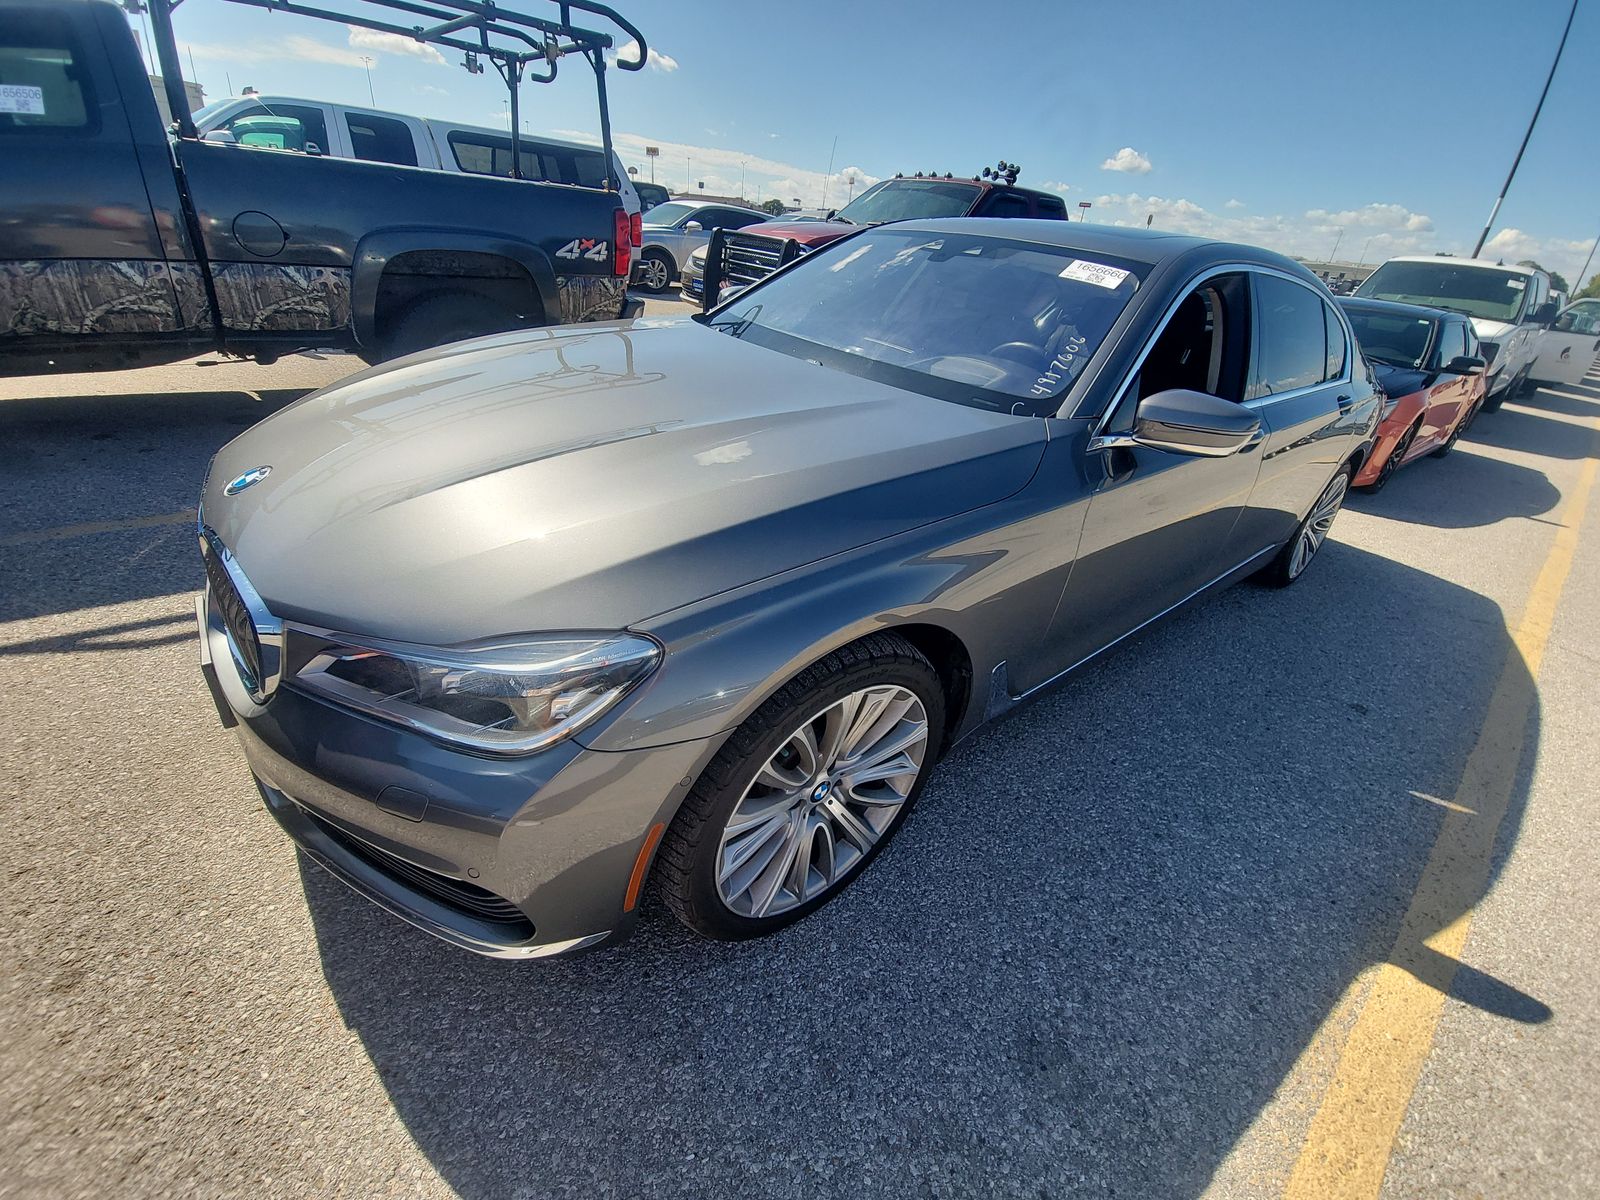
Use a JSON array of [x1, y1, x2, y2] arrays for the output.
[[210, 263, 351, 332], [556, 274, 630, 324], [0, 259, 192, 336]]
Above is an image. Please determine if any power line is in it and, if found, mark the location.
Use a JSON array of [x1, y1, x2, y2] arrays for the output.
[[1471, 0, 1580, 258]]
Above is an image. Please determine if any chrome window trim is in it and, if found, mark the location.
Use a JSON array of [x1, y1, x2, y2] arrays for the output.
[[1084, 262, 1354, 440], [198, 526, 284, 703]]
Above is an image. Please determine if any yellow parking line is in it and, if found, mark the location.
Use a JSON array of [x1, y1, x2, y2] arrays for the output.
[[1283, 431, 1600, 1199], [0, 509, 197, 547]]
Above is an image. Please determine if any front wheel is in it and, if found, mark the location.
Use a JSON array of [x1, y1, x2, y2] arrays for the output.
[[1431, 400, 1478, 458], [1261, 467, 1351, 588], [657, 633, 945, 941]]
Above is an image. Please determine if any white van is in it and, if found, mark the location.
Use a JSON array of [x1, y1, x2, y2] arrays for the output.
[[191, 94, 641, 217], [1354, 256, 1558, 410]]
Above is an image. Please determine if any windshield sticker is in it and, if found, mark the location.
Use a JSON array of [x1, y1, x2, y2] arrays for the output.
[[1060, 260, 1130, 289], [1505, 279, 1526, 290], [1030, 334, 1090, 397], [0, 85, 45, 116]]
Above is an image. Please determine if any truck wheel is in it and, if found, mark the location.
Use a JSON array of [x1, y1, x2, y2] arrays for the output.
[[380, 292, 521, 361], [636, 249, 674, 294]]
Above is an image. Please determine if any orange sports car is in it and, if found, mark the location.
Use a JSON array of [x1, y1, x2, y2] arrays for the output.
[[1339, 298, 1487, 492]]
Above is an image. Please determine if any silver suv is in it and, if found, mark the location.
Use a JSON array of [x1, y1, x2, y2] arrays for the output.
[[633, 200, 769, 293]]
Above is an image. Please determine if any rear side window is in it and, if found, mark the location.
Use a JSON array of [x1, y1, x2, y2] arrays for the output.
[[449, 132, 557, 180], [1253, 274, 1331, 397], [346, 113, 417, 166], [981, 193, 1031, 219], [0, 13, 94, 133], [1035, 194, 1068, 218]]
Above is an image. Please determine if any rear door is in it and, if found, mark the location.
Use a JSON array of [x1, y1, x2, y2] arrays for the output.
[[1230, 273, 1363, 555], [0, 3, 187, 347]]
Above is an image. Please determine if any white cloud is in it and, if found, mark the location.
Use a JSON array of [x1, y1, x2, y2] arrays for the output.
[[613, 40, 678, 72], [1225, 198, 1245, 209], [348, 28, 445, 65], [183, 35, 369, 69], [1305, 203, 1432, 233], [1040, 180, 1073, 195], [1100, 147, 1152, 174], [1483, 228, 1597, 285], [552, 129, 880, 209], [1089, 192, 1453, 265], [415, 84, 450, 97]]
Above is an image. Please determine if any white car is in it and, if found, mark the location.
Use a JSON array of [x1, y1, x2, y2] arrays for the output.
[[1531, 297, 1600, 388], [1355, 256, 1558, 410], [192, 94, 641, 217]]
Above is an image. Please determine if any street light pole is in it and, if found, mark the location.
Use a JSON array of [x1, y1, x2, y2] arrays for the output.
[[1573, 225, 1599, 297], [359, 55, 375, 106], [1472, 0, 1579, 258]]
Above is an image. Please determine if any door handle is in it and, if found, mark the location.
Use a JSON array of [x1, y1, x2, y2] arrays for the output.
[[1336, 393, 1353, 412]]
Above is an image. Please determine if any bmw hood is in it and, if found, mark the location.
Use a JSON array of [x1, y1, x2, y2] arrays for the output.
[[1370, 360, 1429, 401], [202, 319, 1047, 643]]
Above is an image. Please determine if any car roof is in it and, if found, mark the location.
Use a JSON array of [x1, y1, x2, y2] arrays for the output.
[[885, 218, 1305, 272], [1381, 255, 1542, 278], [663, 197, 767, 212], [1338, 296, 1456, 323]]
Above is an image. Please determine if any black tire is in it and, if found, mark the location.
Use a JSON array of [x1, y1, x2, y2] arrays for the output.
[[656, 632, 947, 941], [1358, 420, 1418, 494], [1480, 382, 1507, 413], [635, 248, 675, 294], [1431, 399, 1478, 458], [380, 291, 522, 361], [1259, 466, 1352, 588]]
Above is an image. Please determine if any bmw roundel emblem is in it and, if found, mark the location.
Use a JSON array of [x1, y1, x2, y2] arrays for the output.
[[224, 466, 272, 495]]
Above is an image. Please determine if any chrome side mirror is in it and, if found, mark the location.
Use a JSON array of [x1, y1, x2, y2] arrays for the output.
[[1090, 388, 1262, 458]]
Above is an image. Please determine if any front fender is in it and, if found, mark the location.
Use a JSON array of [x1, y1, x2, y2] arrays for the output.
[[349, 229, 560, 348], [579, 473, 1081, 756]]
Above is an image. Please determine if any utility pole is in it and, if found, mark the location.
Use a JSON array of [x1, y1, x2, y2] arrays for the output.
[[1472, 0, 1579, 258], [359, 55, 375, 106], [821, 134, 837, 211], [1574, 225, 1599, 296]]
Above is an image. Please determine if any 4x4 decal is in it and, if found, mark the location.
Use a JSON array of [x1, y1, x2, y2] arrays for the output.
[[556, 238, 610, 262]]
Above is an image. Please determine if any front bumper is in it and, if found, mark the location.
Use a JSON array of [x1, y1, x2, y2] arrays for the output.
[[198, 588, 715, 958]]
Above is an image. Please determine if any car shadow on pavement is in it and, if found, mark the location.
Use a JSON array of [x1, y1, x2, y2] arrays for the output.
[[302, 542, 1543, 1199], [1346, 443, 1560, 529], [0, 389, 311, 623], [1511, 379, 1600, 420], [1466, 404, 1600, 463]]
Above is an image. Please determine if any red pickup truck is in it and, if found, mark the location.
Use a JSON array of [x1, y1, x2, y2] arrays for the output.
[[694, 171, 1067, 306]]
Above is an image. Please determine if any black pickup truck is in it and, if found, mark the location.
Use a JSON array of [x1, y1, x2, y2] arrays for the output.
[[0, 0, 645, 376]]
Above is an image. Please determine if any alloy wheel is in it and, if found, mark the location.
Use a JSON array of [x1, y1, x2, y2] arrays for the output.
[[1288, 472, 1349, 580], [716, 685, 930, 919], [639, 255, 670, 291], [1371, 424, 1415, 490]]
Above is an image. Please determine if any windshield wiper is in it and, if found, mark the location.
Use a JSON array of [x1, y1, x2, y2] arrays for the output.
[[708, 304, 761, 339]]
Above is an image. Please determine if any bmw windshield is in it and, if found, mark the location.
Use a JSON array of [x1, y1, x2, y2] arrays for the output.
[[1356, 261, 1530, 323], [709, 227, 1142, 415]]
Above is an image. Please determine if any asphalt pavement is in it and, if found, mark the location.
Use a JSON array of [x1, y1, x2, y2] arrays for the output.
[[2, 304, 1596, 1200]]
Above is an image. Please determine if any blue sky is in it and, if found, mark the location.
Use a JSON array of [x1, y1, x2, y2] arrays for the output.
[[137, 0, 1599, 286]]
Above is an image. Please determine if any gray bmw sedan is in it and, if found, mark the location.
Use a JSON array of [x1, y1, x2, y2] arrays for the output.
[[197, 220, 1379, 957]]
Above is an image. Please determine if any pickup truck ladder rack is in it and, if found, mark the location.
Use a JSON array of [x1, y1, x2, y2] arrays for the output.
[[140, 0, 647, 190]]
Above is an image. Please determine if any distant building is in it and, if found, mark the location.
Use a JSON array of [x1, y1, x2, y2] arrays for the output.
[[1296, 259, 1378, 286], [148, 74, 205, 125]]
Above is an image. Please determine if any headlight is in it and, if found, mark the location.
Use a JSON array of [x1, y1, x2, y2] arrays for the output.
[[289, 631, 660, 755], [688, 247, 707, 267]]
